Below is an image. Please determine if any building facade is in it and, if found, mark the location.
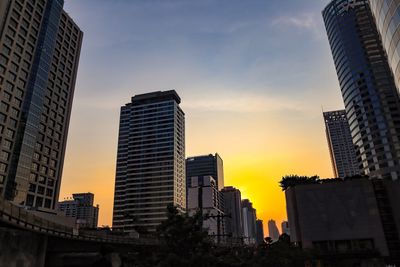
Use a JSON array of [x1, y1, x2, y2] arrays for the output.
[[112, 90, 185, 233], [187, 175, 224, 242], [268, 219, 280, 242], [323, 0, 400, 180], [0, 0, 83, 209], [242, 199, 257, 245], [323, 110, 360, 178], [221, 186, 243, 244], [58, 192, 99, 229], [369, 0, 400, 90], [186, 153, 224, 190], [285, 178, 400, 264]]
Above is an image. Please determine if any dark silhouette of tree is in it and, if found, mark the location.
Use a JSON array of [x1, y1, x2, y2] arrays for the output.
[[279, 175, 320, 191]]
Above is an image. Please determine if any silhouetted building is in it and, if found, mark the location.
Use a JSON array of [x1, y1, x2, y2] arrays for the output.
[[256, 219, 264, 245], [281, 221, 290, 236], [285, 178, 400, 264], [221, 186, 243, 244], [186, 153, 224, 190], [187, 176, 224, 242], [112, 90, 185, 233], [323, 0, 400, 180], [323, 110, 359, 178], [268, 219, 280, 242], [0, 0, 83, 209], [58, 193, 99, 229], [370, 0, 400, 90], [242, 199, 257, 245]]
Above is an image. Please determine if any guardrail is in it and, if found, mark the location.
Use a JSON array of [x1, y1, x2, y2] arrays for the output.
[[0, 198, 157, 246]]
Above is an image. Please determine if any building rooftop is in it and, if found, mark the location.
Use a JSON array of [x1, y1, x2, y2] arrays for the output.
[[131, 90, 181, 105]]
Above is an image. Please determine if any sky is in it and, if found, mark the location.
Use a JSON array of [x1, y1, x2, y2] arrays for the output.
[[60, 0, 343, 236]]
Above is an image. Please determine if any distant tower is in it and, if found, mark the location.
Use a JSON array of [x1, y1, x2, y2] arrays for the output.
[[256, 219, 264, 245], [186, 153, 224, 190], [221, 186, 243, 243], [268, 219, 280, 241], [323, 0, 400, 180], [281, 221, 290, 236], [112, 91, 185, 233], [323, 110, 359, 178]]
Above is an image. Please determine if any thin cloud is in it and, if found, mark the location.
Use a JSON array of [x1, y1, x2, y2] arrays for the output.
[[182, 92, 303, 113]]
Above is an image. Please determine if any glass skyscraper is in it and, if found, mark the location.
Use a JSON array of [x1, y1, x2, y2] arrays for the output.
[[112, 90, 185, 233], [323, 0, 400, 180], [0, 0, 82, 209], [323, 110, 360, 178], [370, 0, 400, 90]]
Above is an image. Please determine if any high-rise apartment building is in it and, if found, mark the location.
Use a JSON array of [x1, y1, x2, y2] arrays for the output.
[[186, 153, 224, 190], [58, 192, 99, 229], [0, 0, 83, 209], [268, 219, 280, 241], [369, 0, 400, 90], [323, 110, 360, 178], [221, 186, 243, 243], [112, 90, 185, 233], [323, 0, 400, 180]]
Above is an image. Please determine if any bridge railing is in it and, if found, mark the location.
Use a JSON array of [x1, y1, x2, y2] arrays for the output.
[[0, 198, 157, 245]]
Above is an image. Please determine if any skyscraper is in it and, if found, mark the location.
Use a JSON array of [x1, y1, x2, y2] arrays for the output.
[[0, 0, 83, 209], [323, 0, 400, 180], [112, 90, 185, 233], [369, 0, 400, 90], [221, 186, 243, 243], [267, 219, 280, 242], [242, 199, 257, 245], [323, 110, 360, 178], [186, 153, 224, 190]]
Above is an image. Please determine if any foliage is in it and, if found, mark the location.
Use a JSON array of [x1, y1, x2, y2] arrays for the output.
[[122, 205, 313, 267], [279, 175, 320, 191]]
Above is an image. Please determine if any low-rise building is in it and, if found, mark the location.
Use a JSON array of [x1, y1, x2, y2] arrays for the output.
[[285, 177, 400, 264], [187, 176, 224, 242], [58, 193, 99, 229]]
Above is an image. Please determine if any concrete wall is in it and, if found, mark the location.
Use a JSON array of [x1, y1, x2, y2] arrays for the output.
[[0, 227, 47, 267], [285, 179, 389, 256]]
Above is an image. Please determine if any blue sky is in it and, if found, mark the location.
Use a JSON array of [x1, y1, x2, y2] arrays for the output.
[[61, 0, 344, 228]]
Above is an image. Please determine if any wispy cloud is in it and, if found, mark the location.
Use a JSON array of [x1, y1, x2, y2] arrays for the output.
[[182, 92, 303, 113], [271, 13, 318, 30]]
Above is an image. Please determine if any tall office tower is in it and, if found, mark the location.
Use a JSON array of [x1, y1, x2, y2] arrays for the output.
[[186, 153, 224, 190], [242, 199, 257, 245], [323, 110, 360, 178], [369, 0, 400, 90], [268, 219, 280, 241], [0, 0, 83, 209], [281, 221, 290, 236], [323, 0, 400, 180], [112, 91, 185, 233], [187, 176, 224, 242], [58, 192, 99, 229], [221, 186, 243, 244], [255, 219, 264, 245]]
